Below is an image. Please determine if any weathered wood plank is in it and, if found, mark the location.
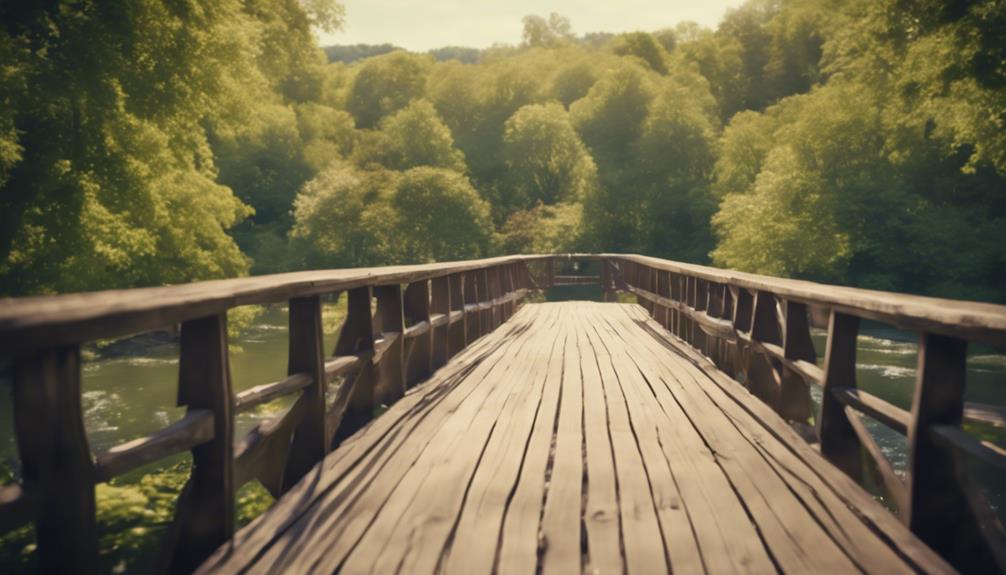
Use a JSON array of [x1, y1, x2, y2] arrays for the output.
[[13, 345, 97, 574], [95, 409, 215, 482]]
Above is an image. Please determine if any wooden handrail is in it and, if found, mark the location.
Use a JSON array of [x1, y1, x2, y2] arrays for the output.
[[2, 252, 1005, 573], [0, 255, 549, 573], [605, 254, 1006, 573]]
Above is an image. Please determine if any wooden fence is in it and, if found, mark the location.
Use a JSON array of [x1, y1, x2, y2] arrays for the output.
[[604, 253, 1006, 573], [0, 255, 551, 573], [2, 253, 1005, 573]]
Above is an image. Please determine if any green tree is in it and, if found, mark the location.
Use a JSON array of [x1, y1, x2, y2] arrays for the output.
[[290, 163, 397, 267], [610, 33, 670, 75], [0, 1, 259, 295], [393, 167, 493, 262], [346, 51, 433, 129], [355, 100, 465, 172], [501, 103, 597, 216]]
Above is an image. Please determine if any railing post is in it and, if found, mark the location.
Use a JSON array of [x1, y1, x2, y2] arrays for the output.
[[168, 314, 234, 574], [780, 301, 815, 423], [654, 270, 668, 327], [464, 272, 480, 340], [907, 334, 991, 570], [13, 345, 97, 574], [449, 273, 466, 356], [333, 286, 376, 444], [403, 280, 432, 387], [478, 268, 491, 333], [431, 275, 450, 369], [818, 311, 863, 481], [748, 291, 782, 411], [600, 259, 616, 302], [283, 296, 328, 491], [374, 284, 406, 405]]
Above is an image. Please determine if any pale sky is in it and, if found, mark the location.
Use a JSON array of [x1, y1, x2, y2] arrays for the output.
[[316, 1, 747, 52]]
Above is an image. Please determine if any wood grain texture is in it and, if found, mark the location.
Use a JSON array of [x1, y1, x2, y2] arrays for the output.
[[199, 303, 950, 574]]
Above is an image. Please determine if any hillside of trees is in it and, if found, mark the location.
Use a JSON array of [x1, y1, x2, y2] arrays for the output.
[[1, 0, 1003, 302]]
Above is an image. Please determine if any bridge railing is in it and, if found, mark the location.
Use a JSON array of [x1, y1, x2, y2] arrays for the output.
[[603, 253, 1006, 573], [0, 255, 552, 573]]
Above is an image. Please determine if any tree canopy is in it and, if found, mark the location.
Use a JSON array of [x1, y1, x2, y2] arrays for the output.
[[2, 0, 1003, 303]]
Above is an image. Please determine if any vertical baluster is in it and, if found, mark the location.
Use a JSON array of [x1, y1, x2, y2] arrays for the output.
[[779, 300, 815, 423], [478, 268, 491, 332], [694, 279, 709, 353], [907, 334, 990, 569], [13, 345, 97, 574], [748, 291, 783, 411], [431, 275, 450, 368], [283, 296, 328, 491], [464, 272, 480, 341], [373, 284, 406, 405], [403, 280, 432, 387], [731, 287, 754, 384], [818, 311, 863, 481], [449, 273, 466, 356], [333, 286, 376, 444], [656, 270, 670, 329], [546, 257, 555, 289], [669, 273, 682, 337], [168, 314, 234, 573]]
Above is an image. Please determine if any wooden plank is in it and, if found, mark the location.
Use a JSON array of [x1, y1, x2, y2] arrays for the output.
[[844, 405, 909, 515], [907, 333, 994, 571], [0, 255, 554, 355], [13, 345, 97, 574], [594, 310, 774, 573], [818, 311, 864, 481], [496, 307, 568, 574], [834, 388, 910, 435], [234, 373, 312, 412], [430, 275, 450, 369], [576, 311, 623, 575], [297, 306, 546, 573], [373, 284, 406, 405], [166, 314, 234, 574], [625, 305, 953, 574], [283, 296, 328, 491], [584, 312, 694, 574], [95, 409, 215, 482], [608, 254, 1006, 346], [931, 425, 1006, 472], [237, 308, 543, 574], [609, 307, 863, 573], [403, 280, 432, 387], [201, 308, 534, 574], [332, 286, 376, 444], [444, 306, 563, 574], [538, 309, 585, 575]]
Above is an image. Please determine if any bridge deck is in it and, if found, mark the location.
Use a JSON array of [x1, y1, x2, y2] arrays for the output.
[[200, 302, 950, 574]]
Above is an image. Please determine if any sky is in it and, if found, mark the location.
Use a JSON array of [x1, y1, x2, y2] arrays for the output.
[[316, 0, 747, 52]]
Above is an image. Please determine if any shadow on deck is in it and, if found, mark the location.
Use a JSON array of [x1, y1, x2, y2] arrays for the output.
[[199, 302, 951, 574]]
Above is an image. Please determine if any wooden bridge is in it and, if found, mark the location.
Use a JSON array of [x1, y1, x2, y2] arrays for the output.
[[1, 254, 1005, 574]]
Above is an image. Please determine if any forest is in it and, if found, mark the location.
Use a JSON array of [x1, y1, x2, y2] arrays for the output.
[[1, 0, 1004, 302]]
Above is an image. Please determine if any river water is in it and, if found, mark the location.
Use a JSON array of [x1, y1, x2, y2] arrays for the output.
[[1, 299, 1003, 516]]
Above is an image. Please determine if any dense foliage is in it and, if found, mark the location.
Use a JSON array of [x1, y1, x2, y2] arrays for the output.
[[1, 0, 1003, 301]]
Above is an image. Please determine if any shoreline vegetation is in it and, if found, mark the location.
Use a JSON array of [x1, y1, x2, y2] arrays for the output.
[[0, 1, 1003, 304]]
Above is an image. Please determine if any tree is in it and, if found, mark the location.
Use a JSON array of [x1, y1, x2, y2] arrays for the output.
[[0, 1, 260, 295], [290, 163, 397, 267], [501, 103, 597, 216], [355, 100, 465, 172], [522, 13, 574, 47], [497, 203, 583, 254], [392, 167, 493, 262], [345, 51, 433, 129], [610, 33, 670, 75]]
